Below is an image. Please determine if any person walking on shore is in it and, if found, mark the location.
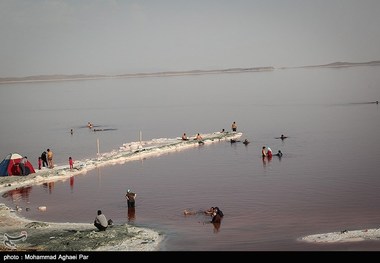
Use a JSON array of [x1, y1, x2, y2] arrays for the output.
[[126, 189, 137, 208]]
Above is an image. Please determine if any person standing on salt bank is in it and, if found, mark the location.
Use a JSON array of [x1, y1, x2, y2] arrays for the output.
[[231, 121, 237, 132], [47, 148, 54, 168]]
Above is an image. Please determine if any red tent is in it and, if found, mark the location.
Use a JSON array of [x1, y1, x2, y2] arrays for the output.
[[0, 153, 36, 176]]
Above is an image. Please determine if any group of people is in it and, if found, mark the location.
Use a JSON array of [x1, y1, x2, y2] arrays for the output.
[[183, 206, 224, 228], [260, 135, 287, 158], [181, 132, 204, 145], [38, 149, 54, 169], [181, 121, 238, 145], [94, 188, 137, 231], [185, 206, 224, 232], [38, 149, 75, 171], [181, 133, 203, 141], [262, 146, 283, 158]]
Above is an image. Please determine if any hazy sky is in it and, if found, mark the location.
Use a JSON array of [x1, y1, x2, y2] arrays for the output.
[[1, 0, 380, 77]]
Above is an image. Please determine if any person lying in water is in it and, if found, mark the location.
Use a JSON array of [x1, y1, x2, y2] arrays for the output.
[[275, 134, 288, 140], [183, 207, 216, 216]]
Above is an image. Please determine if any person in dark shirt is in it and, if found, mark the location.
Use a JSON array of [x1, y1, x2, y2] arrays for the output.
[[19, 156, 27, 176], [211, 207, 224, 223], [126, 189, 137, 208], [41, 151, 48, 168]]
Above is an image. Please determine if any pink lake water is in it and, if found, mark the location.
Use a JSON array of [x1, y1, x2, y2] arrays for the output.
[[1, 67, 380, 250]]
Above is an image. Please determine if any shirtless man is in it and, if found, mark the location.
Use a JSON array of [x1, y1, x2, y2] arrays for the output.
[[182, 133, 189, 141], [261, 146, 267, 157]]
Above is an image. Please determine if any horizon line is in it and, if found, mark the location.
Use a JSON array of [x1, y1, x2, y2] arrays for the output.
[[1, 60, 380, 84]]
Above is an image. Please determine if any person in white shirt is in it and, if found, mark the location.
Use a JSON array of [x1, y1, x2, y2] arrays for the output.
[[94, 210, 108, 231]]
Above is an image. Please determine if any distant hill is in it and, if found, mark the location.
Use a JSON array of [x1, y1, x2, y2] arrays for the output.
[[1, 60, 380, 84], [299, 60, 380, 69], [0, 67, 274, 84]]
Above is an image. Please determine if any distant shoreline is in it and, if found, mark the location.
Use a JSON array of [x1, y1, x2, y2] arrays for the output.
[[0, 67, 274, 85], [1, 60, 380, 85]]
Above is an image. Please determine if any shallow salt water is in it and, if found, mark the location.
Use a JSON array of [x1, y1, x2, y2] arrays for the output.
[[1, 67, 380, 250]]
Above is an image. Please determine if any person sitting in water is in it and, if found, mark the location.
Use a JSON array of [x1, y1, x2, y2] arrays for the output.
[[243, 139, 250, 145], [274, 150, 283, 157], [280, 134, 287, 140], [182, 133, 189, 141], [183, 209, 198, 215], [184, 207, 215, 216], [204, 207, 215, 215], [183, 209, 207, 215]]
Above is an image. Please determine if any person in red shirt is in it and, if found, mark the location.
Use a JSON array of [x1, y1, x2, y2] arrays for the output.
[[69, 157, 74, 170], [38, 157, 42, 170], [267, 147, 273, 158]]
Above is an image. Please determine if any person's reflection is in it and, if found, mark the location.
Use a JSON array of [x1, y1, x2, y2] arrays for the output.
[[43, 181, 55, 194], [212, 222, 221, 233], [262, 156, 267, 167], [70, 176, 74, 191], [3, 186, 32, 202], [128, 207, 136, 223], [262, 155, 272, 167], [210, 207, 223, 233]]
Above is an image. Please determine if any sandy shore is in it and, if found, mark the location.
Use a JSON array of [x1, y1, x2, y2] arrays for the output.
[[0, 132, 241, 251], [300, 228, 380, 244]]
